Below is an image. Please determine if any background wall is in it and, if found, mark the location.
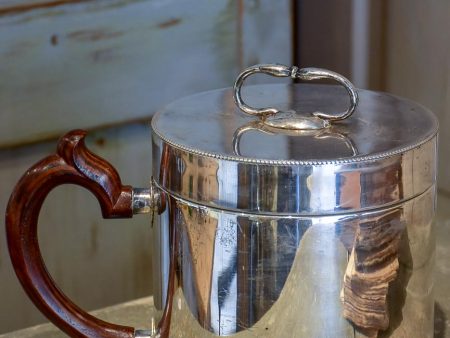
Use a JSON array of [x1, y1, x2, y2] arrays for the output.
[[0, 0, 293, 333], [381, 0, 450, 192], [296, 0, 449, 190]]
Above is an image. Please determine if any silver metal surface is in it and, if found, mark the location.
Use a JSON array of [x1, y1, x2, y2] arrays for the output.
[[152, 84, 437, 164], [233, 64, 358, 125], [132, 184, 161, 214], [134, 329, 155, 338], [151, 188, 435, 337], [152, 132, 436, 215], [149, 81, 438, 337], [232, 120, 359, 157], [151, 83, 438, 215]]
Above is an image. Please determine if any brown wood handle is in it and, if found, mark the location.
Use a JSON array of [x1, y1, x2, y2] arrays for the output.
[[5, 130, 135, 338]]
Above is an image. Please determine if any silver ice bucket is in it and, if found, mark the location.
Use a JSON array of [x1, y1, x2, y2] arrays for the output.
[[6, 65, 438, 338]]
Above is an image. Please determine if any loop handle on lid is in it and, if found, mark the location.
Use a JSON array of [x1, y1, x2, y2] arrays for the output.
[[233, 64, 359, 130]]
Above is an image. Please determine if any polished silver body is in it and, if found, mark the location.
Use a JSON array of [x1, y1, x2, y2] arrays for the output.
[[151, 188, 435, 337], [147, 82, 438, 337]]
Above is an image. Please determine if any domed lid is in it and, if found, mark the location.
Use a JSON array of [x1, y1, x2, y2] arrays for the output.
[[151, 65, 438, 215]]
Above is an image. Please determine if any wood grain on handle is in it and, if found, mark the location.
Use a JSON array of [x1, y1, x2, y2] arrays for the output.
[[5, 130, 135, 338]]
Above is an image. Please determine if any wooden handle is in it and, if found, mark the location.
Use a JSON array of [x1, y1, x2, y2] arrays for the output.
[[6, 130, 135, 338]]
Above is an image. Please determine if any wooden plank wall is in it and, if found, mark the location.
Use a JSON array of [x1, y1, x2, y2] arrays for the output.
[[0, 0, 293, 333], [381, 0, 450, 193], [0, 0, 292, 148], [297, 0, 352, 79], [297, 0, 449, 193]]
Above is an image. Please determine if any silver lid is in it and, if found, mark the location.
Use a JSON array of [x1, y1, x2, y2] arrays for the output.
[[151, 65, 438, 215]]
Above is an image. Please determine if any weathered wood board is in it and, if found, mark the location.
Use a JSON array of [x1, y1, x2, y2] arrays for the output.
[[0, 1, 86, 15], [382, 0, 450, 192], [0, 0, 291, 149], [0, 0, 292, 333]]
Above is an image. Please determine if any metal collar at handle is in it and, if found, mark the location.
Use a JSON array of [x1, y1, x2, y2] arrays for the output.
[[233, 64, 359, 123]]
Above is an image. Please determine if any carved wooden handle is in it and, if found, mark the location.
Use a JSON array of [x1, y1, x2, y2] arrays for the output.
[[6, 130, 135, 338]]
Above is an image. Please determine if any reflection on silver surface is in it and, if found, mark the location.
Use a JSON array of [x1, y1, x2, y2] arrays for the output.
[[134, 329, 154, 338], [132, 185, 161, 214], [151, 187, 435, 337], [148, 83, 438, 337], [152, 84, 438, 163], [151, 83, 438, 215], [232, 120, 359, 158], [152, 131, 436, 215]]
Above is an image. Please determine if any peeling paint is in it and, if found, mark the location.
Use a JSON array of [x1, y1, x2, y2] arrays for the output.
[[0, 0, 89, 17], [68, 28, 123, 42], [50, 33, 58, 45], [156, 17, 181, 29], [95, 137, 106, 146]]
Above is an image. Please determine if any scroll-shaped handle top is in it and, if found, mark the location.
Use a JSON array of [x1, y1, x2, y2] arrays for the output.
[[233, 64, 359, 130]]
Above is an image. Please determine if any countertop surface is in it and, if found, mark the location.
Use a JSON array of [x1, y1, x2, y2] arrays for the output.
[[4, 193, 450, 338], [434, 192, 450, 338]]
